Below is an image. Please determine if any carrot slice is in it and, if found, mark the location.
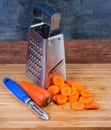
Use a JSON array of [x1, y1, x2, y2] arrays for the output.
[[66, 80, 74, 87], [79, 96, 93, 104], [61, 86, 71, 96], [80, 89, 93, 97], [70, 87, 78, 96], [85, 101, 100, 109], [47, 75, 100, 111], [67, 92, 79, 103], [60, 83, 71, 96], [70, 101, 85, 111], [60, 83, 70, 91], [47, 85, 59, 96], [71, 82, 84, 92], [53, 75, 64, 86], [56, 94, 67, 105]]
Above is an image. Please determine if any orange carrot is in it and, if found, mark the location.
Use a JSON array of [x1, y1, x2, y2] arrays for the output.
[[60, 83, 70, 90], [19, 81, 52, 107], [85, 100, 100, 109], [80, 89, 93, 97], [53, 94, 59, 102], [46, 75, 100, 111], [61, 87, 71, 96], [59, 83, 71, 96], [67, 92, 79, 103], [79, 96, 93, 104], [71, 82, 84, 92], [47, 85, 59, 96], [66, 80, 74, 87], [56, 94, 67, 105], [70, 101, 85, 111], [53, 75, 64, 86], [70, 87, 78, 96]]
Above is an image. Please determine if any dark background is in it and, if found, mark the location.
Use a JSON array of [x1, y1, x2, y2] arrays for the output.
[[1, 0, 111, 40]]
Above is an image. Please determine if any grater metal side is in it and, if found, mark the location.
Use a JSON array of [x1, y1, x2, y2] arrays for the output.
[[45, 33, 66, 88], [26, 23, 47, 87]]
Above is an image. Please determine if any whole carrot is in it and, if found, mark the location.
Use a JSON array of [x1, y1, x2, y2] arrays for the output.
[[19, 81, 52, 107]]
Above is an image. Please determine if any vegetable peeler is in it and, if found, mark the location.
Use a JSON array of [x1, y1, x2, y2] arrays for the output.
[[3, 77, 49, 120]]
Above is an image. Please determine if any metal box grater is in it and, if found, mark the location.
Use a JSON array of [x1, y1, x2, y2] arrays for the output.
[[26, 2, 66, 88]]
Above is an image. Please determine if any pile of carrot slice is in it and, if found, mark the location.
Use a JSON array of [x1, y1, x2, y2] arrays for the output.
[[47, 75, 100, 111]]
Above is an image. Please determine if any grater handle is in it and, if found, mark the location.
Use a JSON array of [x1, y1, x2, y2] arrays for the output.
[[33, 2, 57, 19], [33, 2, 60, 30]]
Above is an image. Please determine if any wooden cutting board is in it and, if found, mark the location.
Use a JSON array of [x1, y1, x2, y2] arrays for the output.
[[0, 64, 111, 130]]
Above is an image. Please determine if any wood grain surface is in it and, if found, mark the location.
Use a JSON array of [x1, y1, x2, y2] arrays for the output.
[[0, 40, 111, 63], [0, 64, 111, 130]]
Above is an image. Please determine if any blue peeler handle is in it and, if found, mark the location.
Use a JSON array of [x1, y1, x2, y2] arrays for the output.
[[3, 78, 30, 103]]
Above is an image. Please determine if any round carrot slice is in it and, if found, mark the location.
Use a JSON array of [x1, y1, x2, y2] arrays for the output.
[[61, 86, 71, 96], [70, 87, 78, 96], [66, 80, 74, 86], [60, 83, 70, 91], [79, 96, 93, 104], [72, 82, 84, 91], [67, 92, 79, 103], [53, 75, 64, 86], [70, 101, 85, 111], [47, 85, 59, 96], [56, 94, 67, 105], [80, 89, 93, 97]]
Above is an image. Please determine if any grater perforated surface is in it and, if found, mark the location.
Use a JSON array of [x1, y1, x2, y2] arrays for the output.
[[27, 39, 43, 82], [26, 26, 46, 87]]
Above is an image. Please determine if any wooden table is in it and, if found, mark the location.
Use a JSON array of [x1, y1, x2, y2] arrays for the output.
[[0, 64, 111, 130], [0, 40, 111, 63]]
